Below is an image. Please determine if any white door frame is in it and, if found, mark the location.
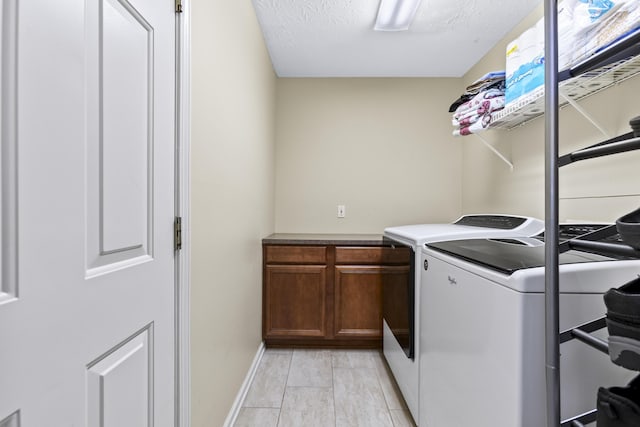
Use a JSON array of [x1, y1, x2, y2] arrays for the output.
[[176, 1, 191, 426]]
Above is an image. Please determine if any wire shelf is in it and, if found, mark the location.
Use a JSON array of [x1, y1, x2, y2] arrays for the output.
[[490, 54, 640, 130]]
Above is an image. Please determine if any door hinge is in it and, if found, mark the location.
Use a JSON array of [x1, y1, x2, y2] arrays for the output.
[[175, 0, 183, 13], [174, 216, 182, 251]]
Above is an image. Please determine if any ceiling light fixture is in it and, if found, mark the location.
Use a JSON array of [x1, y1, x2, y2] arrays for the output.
[[374, 0, 422, 31]]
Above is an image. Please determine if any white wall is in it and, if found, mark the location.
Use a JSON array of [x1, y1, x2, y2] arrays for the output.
[[461, 5, 640, 222], [191, 1, 276, 426], [275, 78, 464, 233]]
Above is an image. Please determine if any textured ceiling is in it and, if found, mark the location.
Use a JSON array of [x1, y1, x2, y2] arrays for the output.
[[252, 0, 542, 77]]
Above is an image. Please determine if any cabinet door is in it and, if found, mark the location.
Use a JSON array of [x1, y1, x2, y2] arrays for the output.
[[332, 266, 393, 339], [264, 265, 327, 338]]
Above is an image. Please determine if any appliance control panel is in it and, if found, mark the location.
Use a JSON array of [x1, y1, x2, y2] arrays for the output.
[[535, 224, 611, 242], [454, 215, 527, 230]]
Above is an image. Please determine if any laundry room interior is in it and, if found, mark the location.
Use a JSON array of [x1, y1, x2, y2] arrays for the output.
[[189, 1, 640, 426]]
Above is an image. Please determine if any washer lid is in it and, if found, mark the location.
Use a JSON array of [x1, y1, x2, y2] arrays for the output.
[[427, 237, 615, 275], [384, 214, 544, 245]]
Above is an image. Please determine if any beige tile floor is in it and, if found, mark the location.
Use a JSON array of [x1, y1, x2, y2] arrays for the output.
[[234, 348, 417, 427]]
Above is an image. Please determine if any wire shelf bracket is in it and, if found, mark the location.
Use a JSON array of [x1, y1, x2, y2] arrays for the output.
[[559, 90, 610, 139], [473, 133, 514, 171]]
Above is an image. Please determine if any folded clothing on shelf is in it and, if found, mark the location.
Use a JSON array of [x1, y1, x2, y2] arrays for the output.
[[597, 374, 640, 427], [463, 72, 506, 95], [453, 89, 505, 119], [616, 207, 640, 250], [450, 86, 505, 137], [452, 114, 494, 137], [604, 276, 640, 370], [448, 75, 505, 113]]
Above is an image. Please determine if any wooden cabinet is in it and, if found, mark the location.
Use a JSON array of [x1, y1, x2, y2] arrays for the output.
[[263, 242, 410, 348], [334, 265, 382, 338], [263, 245, 327, 340], [264, 265, 327, 338]]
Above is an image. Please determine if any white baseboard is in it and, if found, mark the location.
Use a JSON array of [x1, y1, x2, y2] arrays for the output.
[[222, 341, 266, 427]]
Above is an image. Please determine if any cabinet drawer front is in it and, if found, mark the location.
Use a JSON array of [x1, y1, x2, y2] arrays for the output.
[[265, 245, 327, 264], [335, 246, 411, 265]]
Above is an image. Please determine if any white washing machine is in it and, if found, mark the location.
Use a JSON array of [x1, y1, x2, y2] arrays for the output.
[[419, 226, 639, 427], [382, 214, 544, 422]]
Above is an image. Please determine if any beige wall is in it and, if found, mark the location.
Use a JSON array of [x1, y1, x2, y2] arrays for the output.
[[461, 5, 640, 222], [191, 1, 276, 426], [275, 78, 464, 233]]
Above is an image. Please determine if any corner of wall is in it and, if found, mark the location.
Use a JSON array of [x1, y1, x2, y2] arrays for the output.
[[190, 0, 277, 425]]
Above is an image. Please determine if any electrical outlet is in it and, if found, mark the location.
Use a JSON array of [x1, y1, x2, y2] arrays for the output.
[[337, 205, 346, 218]]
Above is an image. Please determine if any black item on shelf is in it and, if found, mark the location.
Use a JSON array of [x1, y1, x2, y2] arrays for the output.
[[604, 276, 640, 335], [596, 374, 640, 427], [630, 116, 640, 138], [609, 336, 640, 371], [448, 94, 473, 112], [604, 277, 640, 370], [448, 79, 505, 112], [616, 208, 640, 250]]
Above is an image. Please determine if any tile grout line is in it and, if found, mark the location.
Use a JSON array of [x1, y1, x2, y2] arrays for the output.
[[331, 350, 338, 427], [370, 352, 392, 412], [374, 351, 402, 427], [276, 349, 295, 427]]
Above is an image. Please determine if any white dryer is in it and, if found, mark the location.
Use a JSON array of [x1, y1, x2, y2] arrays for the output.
[[419, 226, 639, 427], [382, 214, 544, 422]]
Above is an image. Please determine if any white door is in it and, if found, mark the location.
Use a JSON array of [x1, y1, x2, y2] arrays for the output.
[[0, 0, 177, 425]]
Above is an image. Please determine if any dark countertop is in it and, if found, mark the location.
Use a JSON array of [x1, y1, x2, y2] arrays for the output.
[[262, 233, 384, 246]]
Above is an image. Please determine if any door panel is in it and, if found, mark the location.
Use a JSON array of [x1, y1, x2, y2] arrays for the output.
[[100, 0, 152, 254], [0, 0, 176, 424], [86, 0, 155, 274], [0, 0, 18, 304], [0, 412, 19, 427], [87, 326, 152, 427]]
